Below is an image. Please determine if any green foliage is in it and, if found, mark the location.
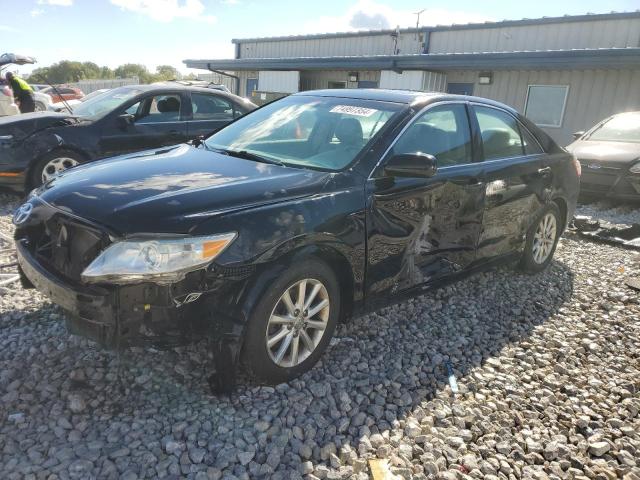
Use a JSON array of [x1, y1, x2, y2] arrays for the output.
[[28, 61, 187, 85]]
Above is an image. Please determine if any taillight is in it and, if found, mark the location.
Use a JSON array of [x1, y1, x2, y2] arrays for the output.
[[571, 155, 581, 177]]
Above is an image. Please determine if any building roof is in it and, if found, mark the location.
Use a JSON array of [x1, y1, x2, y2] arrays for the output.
[[184, 47, 640, 72], [231, 11, 640, 44]]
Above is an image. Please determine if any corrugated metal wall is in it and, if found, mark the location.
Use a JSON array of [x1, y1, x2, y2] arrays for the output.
[[446, 69, 640, 145], [258, 71, 300, 93], [237, 32, 425, 59], [429, 18, 640, 53], [299, 70, 380, 91]]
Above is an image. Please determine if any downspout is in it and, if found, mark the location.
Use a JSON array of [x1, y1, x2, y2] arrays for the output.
[[207, 63, 241, 96]]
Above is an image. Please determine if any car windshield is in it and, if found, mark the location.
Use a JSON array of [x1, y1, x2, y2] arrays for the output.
[[588, 113, 640, 143], [72, 87, 143, 118], [204, 95, 403, 171]]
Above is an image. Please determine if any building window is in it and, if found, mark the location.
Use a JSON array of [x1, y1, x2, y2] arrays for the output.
[[524, 85, 569, 128]]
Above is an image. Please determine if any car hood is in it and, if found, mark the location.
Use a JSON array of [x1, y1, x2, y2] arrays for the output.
[[0, 112, 79, 141], [37, 144, 331, 234], [566, 140, 640, 167]]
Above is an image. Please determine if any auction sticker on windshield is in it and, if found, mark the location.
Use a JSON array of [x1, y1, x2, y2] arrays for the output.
[[330, 105, 378, 117]]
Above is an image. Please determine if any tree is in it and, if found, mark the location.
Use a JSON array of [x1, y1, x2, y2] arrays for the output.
[[155, 65, 181, 81], [114, 63, 153, 83]]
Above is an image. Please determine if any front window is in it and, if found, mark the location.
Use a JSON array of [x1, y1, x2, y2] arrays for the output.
[[72, 87, 143, 118], [204, 95, 402, 171], [587, 113, 640, 143]]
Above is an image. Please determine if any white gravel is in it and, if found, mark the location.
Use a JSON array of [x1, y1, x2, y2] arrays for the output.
[[1, 192, 639, 480]]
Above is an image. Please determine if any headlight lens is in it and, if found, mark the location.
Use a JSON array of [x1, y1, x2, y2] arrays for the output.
[[81, 232, 237, 284], [630, 162, 640, 174]]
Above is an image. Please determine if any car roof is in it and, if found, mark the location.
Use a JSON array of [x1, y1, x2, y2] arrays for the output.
[[107, 83, 255, 105], [294, 88, 518, 113]]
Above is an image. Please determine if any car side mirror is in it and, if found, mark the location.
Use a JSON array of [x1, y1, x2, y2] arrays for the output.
[[117, 113, 135, 129], [384, 153, 437, 178], [572, 131, 585, 140]]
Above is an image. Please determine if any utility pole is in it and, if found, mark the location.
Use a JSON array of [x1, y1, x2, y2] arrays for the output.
[[414, 9, 426, 40]]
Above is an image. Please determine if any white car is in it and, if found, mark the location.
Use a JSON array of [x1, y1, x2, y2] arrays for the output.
[[0, 85, 19, 116], [0, 53, 48, 115]]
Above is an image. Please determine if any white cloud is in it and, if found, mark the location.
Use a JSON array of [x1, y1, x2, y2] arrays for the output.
[[37, 0, 73, 6], [303, 0, 494, 34], [0, 25, 18, 32], [31, 8, 45, 16], [221, 0, 240, 4], [110, 0, 217, 23]]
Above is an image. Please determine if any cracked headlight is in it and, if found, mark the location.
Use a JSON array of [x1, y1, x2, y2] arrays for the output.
[[630, 162, 640, 174], [81, 232, 237, 284]]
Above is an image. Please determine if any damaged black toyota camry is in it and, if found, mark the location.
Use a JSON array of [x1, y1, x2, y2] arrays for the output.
[[13, 89, 580, 389]]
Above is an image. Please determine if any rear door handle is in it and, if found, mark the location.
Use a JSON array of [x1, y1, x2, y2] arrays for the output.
[[537, 166, 552, 176]]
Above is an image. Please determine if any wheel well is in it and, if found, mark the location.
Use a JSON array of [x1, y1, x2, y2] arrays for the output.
[[552, 197, 568, 231], [313, 246, 355, 323]]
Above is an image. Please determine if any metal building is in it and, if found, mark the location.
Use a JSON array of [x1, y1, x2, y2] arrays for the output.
[[184, 11, 640, 145]]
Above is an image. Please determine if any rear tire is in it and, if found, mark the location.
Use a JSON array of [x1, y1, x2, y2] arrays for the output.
[[241, 259, 340, 384], [34, 101, 46, 112], [520, 203, 561, 273], [30, 149, 83, 188]]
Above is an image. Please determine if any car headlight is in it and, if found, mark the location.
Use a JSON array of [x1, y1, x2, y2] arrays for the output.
[[630, 162, 640, 174], [81, 232, 237, 284]]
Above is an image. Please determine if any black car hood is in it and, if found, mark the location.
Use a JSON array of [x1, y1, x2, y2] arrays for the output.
[[567, 140, 640, 167], [37, 144, 331, 234], [0, 112, 80, 140]]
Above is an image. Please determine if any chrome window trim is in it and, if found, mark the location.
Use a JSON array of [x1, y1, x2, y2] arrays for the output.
[[369, 100, 473, 180]]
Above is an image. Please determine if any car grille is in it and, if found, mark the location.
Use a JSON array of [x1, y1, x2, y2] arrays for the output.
[[21, 215, 110, 284]]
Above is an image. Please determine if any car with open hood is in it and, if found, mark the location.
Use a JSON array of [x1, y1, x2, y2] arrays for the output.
[[13, 89, 580, 389], [567, 111, 640, 200], [0, 83, 256, 191], [0, 53, 36, 117]]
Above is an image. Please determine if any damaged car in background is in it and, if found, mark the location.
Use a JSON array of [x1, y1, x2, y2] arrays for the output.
[[0, 83, 256, 191], [13, 89, 579, 389], [567, 111, 640, 200]]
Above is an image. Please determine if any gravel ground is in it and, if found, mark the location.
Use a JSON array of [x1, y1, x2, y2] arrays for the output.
[[576, 200, 640, 226], [0, 192, 639, 480]]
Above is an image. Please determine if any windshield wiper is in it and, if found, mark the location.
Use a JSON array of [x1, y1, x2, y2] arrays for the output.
[[216, 148, 285, 167]]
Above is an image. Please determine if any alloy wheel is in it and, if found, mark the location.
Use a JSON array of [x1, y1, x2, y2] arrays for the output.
[[265, 278, 330, 368], [532, 212, 557, 264], [41, 157, 79, 183]]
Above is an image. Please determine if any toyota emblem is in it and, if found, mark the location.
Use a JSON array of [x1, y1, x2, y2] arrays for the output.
[[13, 203, 33, 225]]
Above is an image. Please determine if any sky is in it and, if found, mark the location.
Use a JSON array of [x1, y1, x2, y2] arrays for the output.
[[1, 0, 639, 76]]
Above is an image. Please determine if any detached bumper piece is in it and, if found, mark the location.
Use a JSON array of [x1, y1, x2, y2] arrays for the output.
[[570, 216, 640, 250]]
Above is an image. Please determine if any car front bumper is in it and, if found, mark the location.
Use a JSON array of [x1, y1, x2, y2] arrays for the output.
[[579, 162, 640, 200], [16, 237, 247, 349]]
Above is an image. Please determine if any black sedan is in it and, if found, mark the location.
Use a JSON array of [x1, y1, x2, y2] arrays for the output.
[[0, 84, 256, 191], [567, 111, 640, 200], [13, 89, 579, 388]]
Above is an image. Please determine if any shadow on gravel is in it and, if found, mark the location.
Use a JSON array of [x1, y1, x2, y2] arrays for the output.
[[0, 259, 574, 477]]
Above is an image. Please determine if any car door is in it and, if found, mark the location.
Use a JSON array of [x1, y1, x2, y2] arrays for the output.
[[186, 92, 240, 139], [470, 104, 549, 261], [365, 102, 485, 301], [99, 92, 189, 157]]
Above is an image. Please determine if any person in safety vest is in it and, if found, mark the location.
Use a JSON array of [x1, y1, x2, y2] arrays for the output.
[[6, 72, 35, 113]]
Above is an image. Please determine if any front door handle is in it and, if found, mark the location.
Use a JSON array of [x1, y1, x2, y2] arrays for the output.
[[537, 166, 552, 176], [169, 130, 181, 137]]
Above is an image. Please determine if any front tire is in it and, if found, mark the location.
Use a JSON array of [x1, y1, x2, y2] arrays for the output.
[[34, 101, 46, 112], [241, 259, 340, 384], [520, 203, 561, 273], [30, 149, 83, 188]]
